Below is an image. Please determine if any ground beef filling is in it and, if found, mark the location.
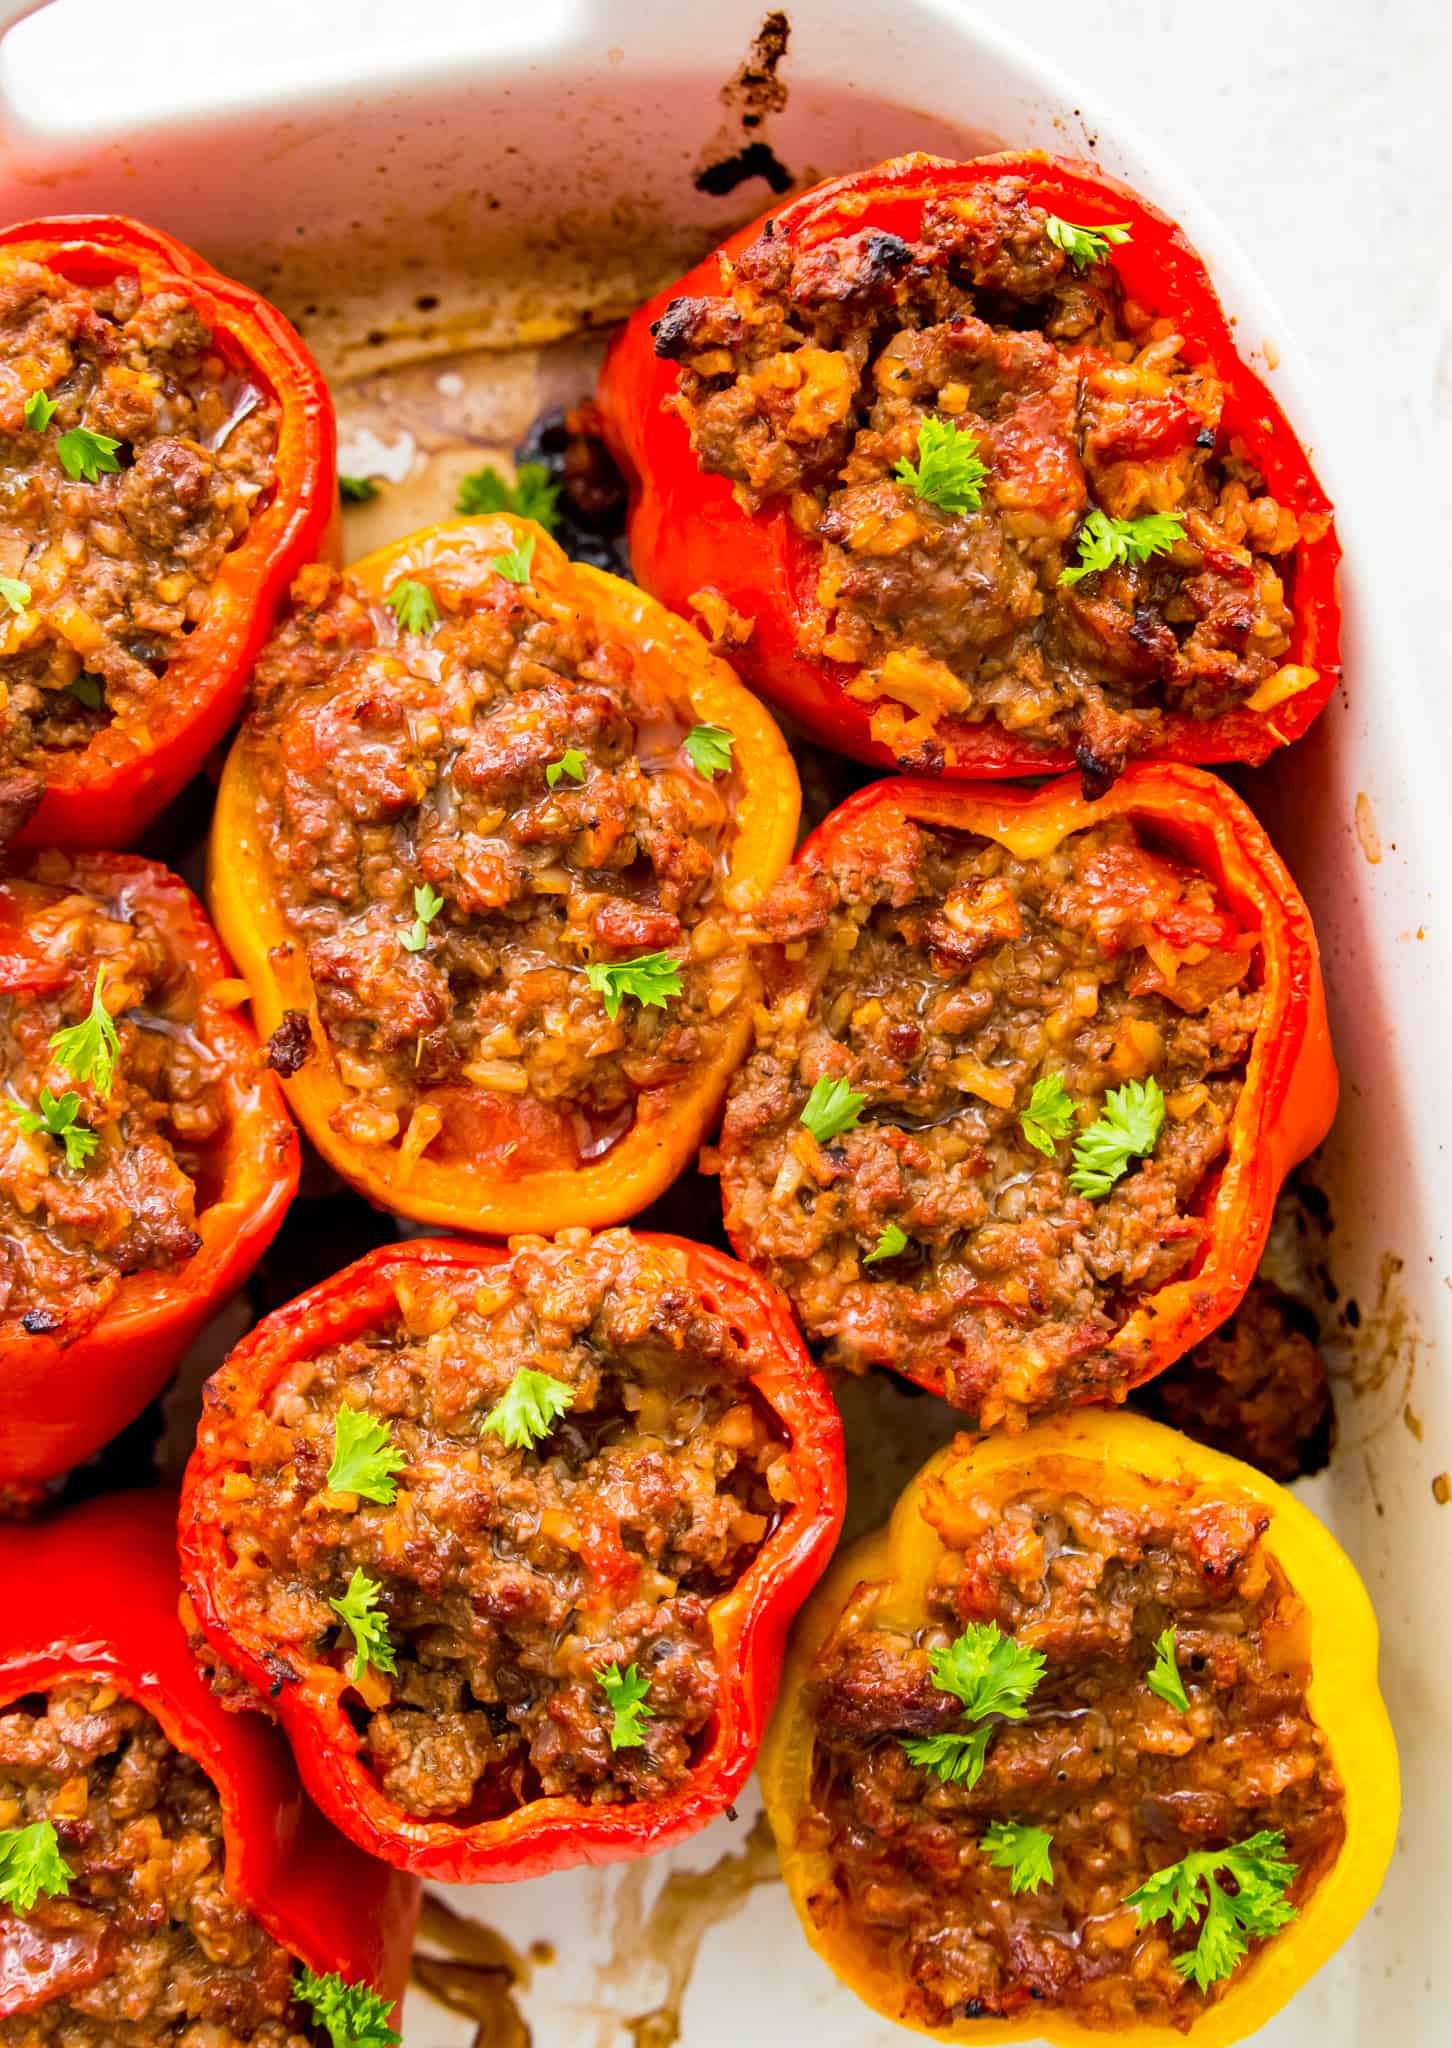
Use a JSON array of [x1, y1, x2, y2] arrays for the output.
[[802, 1472, 1345, 2033], [0, 256, 279, 811], [249, 549, 751, 1170], [208, 1231, 791, 1818], [657, 177, 1324, 769], [0, 1684, 316, 2046], [720, 815, 1261, 1425], [0, 860, 222, 1344], [1134, 1278, 1333, 1482]]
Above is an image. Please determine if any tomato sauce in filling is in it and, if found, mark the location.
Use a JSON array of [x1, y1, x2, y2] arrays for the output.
[[248, 549, 753, 1172], [657, 178, 1325, 768], [801, 1470, 1345, 2033], [0, 858, 224, 1345], [0, 256, 279, 825], [720, 815, 1261, 1426], [0, 1684, 319, 2047], [208, 1231, 790, 1818]]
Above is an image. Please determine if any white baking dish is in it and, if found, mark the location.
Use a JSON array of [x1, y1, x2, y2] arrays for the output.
[[0, 0, 1442, 2040]]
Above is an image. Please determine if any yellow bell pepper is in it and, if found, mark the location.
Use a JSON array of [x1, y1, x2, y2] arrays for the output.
[[759, 1409, 1398, 2047]]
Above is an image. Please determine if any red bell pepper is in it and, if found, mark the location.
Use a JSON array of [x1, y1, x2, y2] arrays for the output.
[[0, 1491, 417, 2030], [0, 214, 336, 849], [598, 152, 1340, 779], [0, 851, 298, 1484], [718, 763, 1336, 1424], [178, 1231, 847, 1881]]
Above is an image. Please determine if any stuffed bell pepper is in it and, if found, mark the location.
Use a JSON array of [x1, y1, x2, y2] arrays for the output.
[[0, 1490, 418, 2045], [0, 851, 297, 1484], [719, 764, 1333, 1429], [0, 213, 335, 849], [599, 153, 1340, 785], [179, 1228, 845, 1880], [760, 1410, 1397, 2044], [208, 514, 800, 1234]]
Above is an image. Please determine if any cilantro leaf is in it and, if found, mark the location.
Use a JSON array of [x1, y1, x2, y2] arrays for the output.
[[292, 1966, 402, 2048], [597, 1661, 654, 1749], [1020, 1072, 1076, 1158], [927, 1622, 1046, 1722], [799, 1075, 866, 1145], [338, 474, 380, 504], [56, 426, 122, 482], [400, 882, 443, 953], [1069, 1076, 1166, 1199], [863, 1221, 909, 1266], [900, 1727, 994, 1787], [0, 1820, 72, 1911], [330, 1568, 397, 1682], [585, 951, 682, 1022], [1042, 214, 1133, 270], [481, 1366, 574, 1450], [894, 415, 989, 515], [982, 1820, 1055, 1894], [49, 966, 121, 1099], [383, 578, 440, 635], [683, 724, 736, 780], [0, 575, 31, 613], [67, 673, 105, 709], [23, 389, 57, 431], [1126, 1830, 1299, 1992], [546, 748, 587, 790], [9, 1087, 98, 1171], [326, 1407, 407, 1505], [1147, 1625, 1190, 1713], [1059, 508, 1185, 587], [489, 533, 537, 586], [456, 461, 560, 534]]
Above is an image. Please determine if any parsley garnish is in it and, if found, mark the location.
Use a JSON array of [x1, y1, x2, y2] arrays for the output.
[[326, 1407, 407, 1505], [1059, 508, 1185, 587], [683, 724, 735, 780], [799, 1075, 866, 1145], [863, 1221, 908, 1265], [330, 1569, 396, 1682], [456, 461, 560, 534], [291, 1966, 401, 2048], [0, 1821, 72, 1911], [67, 674, 105, 709], [56, 427, 122, 482], [1069, 1076, 1166, 1199], [383, 579, 439, 635], [49, 966, 120, 1099], [901, 1622, 1046, 1790], [546, 748, 587, 789], [597, 1661, 654, 1750], [982, 1820, 1055, 1895], [1019, 1072, 1076, 1157], [1126, 1830, 1299, 1992], [585, 951, 682, 1021], [22, 389, 56, 431], [481, 1366, 574, 1450], [1043, 214, 1132, 270], [399, 883, 443, 953], [1147, 1625, 1190, 1713], [9, 1088, 97, 1171], [0, 575, 31, 613], [489, 533, 537, 585], [894, 415, 989, 515], [339, 474, 380, 504]]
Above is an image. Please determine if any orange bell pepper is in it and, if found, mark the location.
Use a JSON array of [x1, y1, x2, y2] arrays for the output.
[[208, 515, 799, 1234], [760, 1409, 1398, 2045]]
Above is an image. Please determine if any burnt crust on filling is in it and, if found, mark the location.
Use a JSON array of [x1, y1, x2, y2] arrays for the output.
[[720, 814, 1262, 1427], [662, 176, 1326, 765]]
